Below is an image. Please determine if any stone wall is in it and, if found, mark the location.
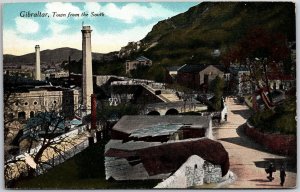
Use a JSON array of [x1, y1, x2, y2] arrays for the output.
[[155, 155, 223, 188], [245, 122, 296, 156]]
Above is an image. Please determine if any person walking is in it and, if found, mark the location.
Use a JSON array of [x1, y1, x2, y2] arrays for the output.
[[266, 162, 276, 181], [280, 164, 286, 186]]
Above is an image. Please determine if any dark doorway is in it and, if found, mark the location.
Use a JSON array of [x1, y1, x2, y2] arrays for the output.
[[18, 112, 26, 120], [30, 111, 34, 118]]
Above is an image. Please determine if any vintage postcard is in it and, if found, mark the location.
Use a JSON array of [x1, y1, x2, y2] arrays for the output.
[[2, 1, 296, 189]]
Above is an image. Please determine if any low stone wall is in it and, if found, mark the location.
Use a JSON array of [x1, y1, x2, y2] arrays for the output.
[[154, 155, 222, 188], [244, 122, 296, 156]]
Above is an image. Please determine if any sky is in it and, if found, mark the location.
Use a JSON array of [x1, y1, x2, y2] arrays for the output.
[[3, 2, 200, 55]]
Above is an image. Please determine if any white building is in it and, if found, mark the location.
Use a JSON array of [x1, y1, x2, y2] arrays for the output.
[[6, 86, 79, 121], [125, 56, 152, 74]]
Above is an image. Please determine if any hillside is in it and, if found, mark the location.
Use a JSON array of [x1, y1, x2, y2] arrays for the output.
[[3, 47, 116, 66], [122, 2, 295, 66]]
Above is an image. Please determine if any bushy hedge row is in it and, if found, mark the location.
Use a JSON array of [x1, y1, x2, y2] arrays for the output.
[[249, 97, 296, 135]]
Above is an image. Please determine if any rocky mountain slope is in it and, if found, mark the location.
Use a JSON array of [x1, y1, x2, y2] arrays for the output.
[[121, 2, 295, 66], [3, 47, 116, 66]]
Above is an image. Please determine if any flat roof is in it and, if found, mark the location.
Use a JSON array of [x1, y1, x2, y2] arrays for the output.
[[112, 115, 211, 134]]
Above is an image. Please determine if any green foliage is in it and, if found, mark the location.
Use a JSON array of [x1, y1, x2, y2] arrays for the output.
[[130, 65, 150, 79], [15, 141, 159, 189], [142, 2, 295, 68], [249, 109, 274, 130], [97, 103, 140, 122], [75, 141, 106, 179], [209, 76, 224, 111], [273, 114, 296, 135], [146, 65, 165, 82], [249, 97, 296, 135]]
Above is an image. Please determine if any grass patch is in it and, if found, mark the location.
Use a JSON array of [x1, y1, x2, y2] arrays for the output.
[[13, 140, 160, 189]]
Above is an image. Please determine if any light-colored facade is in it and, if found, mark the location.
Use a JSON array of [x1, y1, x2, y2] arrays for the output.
[[81, 26, 94, 112], [35, 45, 41, 81], [199, 65, 224, 85], [125, 56, 152, 74], [44, 70, 69, 79], [6, 86, 79, 121]]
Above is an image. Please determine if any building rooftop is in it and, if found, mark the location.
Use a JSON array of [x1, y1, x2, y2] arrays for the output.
[[136, 56, 151, 62], [178, 64, 206, 73], [166, 66, 182, 71], [105, 138, 229, 177], [112, 115, 211, 134], [178, 64, 226, 73]]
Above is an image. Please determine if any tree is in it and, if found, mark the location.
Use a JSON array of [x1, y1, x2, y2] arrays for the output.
[[130, 65, 150, 79], [4, 80, 82, 187], [222, 28, 290, 93], [209, 76, 224, 111]]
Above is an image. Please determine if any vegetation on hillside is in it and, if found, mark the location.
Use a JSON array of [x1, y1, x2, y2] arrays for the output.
[[135, 2, 295, 67], [118, 2, 295, 80]]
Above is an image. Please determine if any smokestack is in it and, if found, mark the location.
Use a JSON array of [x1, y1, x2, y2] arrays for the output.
[[35, 45, 41, 80], [91, 94, 97, 130], [81, 26, 93, 113], [68, 55, 71, 84]]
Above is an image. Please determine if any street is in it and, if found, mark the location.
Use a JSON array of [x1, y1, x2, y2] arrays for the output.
[[214, 97, 296, 188]]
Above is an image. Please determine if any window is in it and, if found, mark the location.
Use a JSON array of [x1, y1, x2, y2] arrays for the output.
[[18, 112, 26, 120], [34, 101, 38, 105], [30, 111, 34, 118], [24, 102, 28, 105]]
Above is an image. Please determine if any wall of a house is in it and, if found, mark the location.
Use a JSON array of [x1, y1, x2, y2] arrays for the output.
[[154, 155, 222, 188]]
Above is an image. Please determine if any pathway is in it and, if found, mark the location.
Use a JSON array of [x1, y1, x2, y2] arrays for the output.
[[214, 97, 296, 188]]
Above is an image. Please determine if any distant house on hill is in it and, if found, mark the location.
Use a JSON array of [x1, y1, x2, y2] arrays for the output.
[[125, 56, 152, 74], [176, 64, 226, 90]]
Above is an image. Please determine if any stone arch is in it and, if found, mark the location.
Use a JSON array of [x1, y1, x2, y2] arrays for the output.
[[165, 108, 179, 115], [147, 111, 160, 115]]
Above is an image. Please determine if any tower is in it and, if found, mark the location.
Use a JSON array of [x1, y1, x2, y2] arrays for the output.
[[81, 26, 93, 113], [35, 45, 41, 80]]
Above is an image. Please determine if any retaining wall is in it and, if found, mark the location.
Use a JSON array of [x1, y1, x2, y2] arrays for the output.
[[244, 122, 296, 156]]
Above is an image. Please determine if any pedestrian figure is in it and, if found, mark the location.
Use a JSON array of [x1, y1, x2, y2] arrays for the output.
[[280, 164, 286, 186], [265, 162, 276, 181]]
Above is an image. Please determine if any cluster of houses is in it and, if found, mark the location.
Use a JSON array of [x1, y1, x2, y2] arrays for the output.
[[125, 55, 295, 113]]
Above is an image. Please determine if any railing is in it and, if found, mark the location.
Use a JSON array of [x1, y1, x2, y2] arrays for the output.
[[35, 139, 89, 175], [5, 126, 89, 181]]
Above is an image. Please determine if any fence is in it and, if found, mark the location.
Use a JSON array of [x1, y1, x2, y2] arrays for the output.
[[5, 126, 89, 181], [35, 138, 89, 175]]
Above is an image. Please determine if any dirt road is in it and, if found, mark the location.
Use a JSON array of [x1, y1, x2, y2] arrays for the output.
[[214, 97, 296, 188]]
